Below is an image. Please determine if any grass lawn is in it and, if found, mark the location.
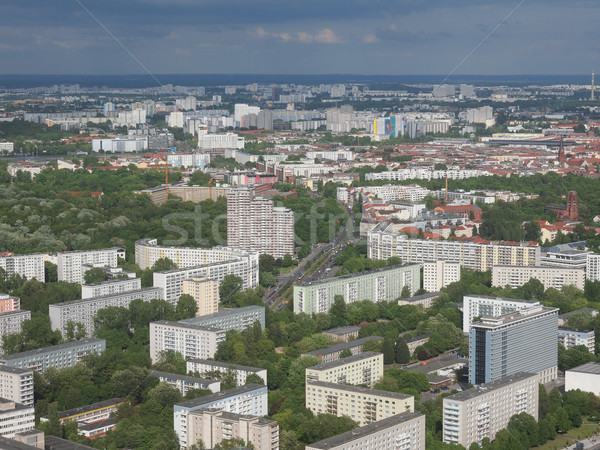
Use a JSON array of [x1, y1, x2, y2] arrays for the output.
[[533, 424, 599, 449], [563, 423, 599, 439], [534, 437, 575, 450], [279, 265, 294, 275]]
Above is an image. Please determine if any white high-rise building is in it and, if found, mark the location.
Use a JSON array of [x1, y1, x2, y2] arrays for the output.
[[462, 295, 538, 333], [227, 187, 295, 259], [0, 366, 33, 406], [198, 133, 244, 150], [168, 111, 185, 128], [57, 248, 124, 284], [234, 104, 260, 124], [149, 321, 225, 363], [0, 254, 44, 282]]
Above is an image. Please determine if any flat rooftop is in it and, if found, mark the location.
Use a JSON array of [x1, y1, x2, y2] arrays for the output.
[[445, 372, 537, 402], [305, 337, 383, 357], [150, 370, 217, 385], [307, 381, 412, 400], [296, 264, 420, 288], [57, 398, 124, 420], [176, 383, 265, 409], [473, 306, 559, 328], [307, 352, 382, 372], [51, 287, 162, 308], [179, 305, 264, 325], [322, 326, 360, 336], [407, 356, 468, 374], [187, 359, 264, 373], [306, 412, 424, 449], [0, 365, 32, 375], [567, 362, 600, 375], [150, 321, 223, 333], [0, 338, 105, 361]]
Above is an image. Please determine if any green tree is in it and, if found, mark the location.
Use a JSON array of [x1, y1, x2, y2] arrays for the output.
[[147, 382, 182, 408], [83, 267, 107, 284], [394, 336, 411, 364], [521, 278, 545, 300], [381, 337, 395, 364], [175, 294, 198, 320], [64, 321, 87, 341], [245, 373, 265, 385], [44, 261, 58, 283], [219, 274, 244, 305], [523, 221, 541, 241], [44, 402, 62, 437], [329, 295, 348, 327], [214, 438, 255, 450], [152, 257, 177, 272], [399, 285, 411, 299], [339, 348, 352, 358], [259, 254, 276, 273]]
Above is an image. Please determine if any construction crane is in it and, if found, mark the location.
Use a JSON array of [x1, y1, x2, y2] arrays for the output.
[[208, 177, 213, 199]]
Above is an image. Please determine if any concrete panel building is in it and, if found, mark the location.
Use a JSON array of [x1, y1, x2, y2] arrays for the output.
[[306, 412, 425, 450], [492, 265, 585, 290], [0, 295, 20, 314], [49, 287, 163, 337], [227, 187, 294, 259], [0, 367, 33, 407], [565, 362, 600, 396], [57, 248, 124, 284], [304, 337, 383, 363], [321, 326, 360, 342], [469, 305, 558, 385], [558, 327, 595, 352], [0, 310, 31, 355], [81, 278, 142, 299], [149, 321, 225, 363], [173, 384, 268, 448], [0, 254, 45, 282], [0, 399, 34, 438], [462, 295, 538, 333], [443, 372, 539, 448], [186, 359, 268, 386], [306, 381, 414, 426], [182, 278, 219, 316], [294, 265, 421, 314], [134, 184, 229, 206], [149, 371, 220, 395], [397, 292, 441, 309], [186, 408, 278, 450], [178, 305, 265, 332], [368, 223, 540, 272], [0, 339, 106, 374], [305, 352, 383, 388], [423, 261, 461, 292]]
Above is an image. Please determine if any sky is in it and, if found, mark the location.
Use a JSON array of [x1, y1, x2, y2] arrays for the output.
[[1, 0, 599, 75]]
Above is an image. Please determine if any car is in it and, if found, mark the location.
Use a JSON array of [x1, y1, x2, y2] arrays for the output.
[[441, 387, 448, 390]]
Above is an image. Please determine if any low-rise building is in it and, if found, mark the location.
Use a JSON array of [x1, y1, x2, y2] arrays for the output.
[[558, 307, 598, 326], [306, 381, 414, 426], [0, 367, 33, 407], [306, 412, 425, 450], [178, 305, 265, 331], [565, 362, 600, 396], [173, 384, 268, 448], [405, 334, 432, 356], [186, 359, 267, 386], [442, 372, 539, 448], [186, 408, 279, 450], [304, 337, 383, 363], [321, 326, 360, 342], [305, 352, 383, 388], [149, 371, 220, 395], [558, 327, 595, 353], [492, 265, 585, 290], [397, 292, 441, 309], [149, 321, 225, 363], [0, 339, 106, 374], [49, 398, 126, 424]]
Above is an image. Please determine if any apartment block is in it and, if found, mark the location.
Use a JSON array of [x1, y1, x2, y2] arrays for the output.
[[469, 305, 558, 385], [565, 362, 600, 396], [186, 359, 267, 386], [462, 295, 538, 333], [178, 305, 265, 331], [0, 338, 106, 374], [443, 372, 539, 448], [0, 254, 45, 282], [558, 327, 595, 352], [57, 248, 124, 284], [294, 265, 421, 314], [182, 278, 219, 316], [0, 367, 33, 406], [149, 321, 225, 363], [306, 412, 425, 450], [423, 261, 461, 292], [305, 352, 383, 388], [321, 326, 360, 342], [406, 334, 432, 356], [492, 265, 585, 290], [52, 398, 126, 424], [81, 277, 142, 299], [305, 381, 414, 426], [227, 186, 295, 259], [586, 253, 600, 281], [49, 287, 164, 337], [0, 399, 34, 438], [0, 311, 31, 356], [0, 295, 19, 314], [149, 371, 220, 395], [173, 384, 268, 448], [368, 223, 540, 271], [304, 337, 383, 363], [186, 408, 278, 450]]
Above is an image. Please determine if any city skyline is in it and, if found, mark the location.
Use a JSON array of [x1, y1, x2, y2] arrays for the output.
[[1, 0, 599, 75]]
